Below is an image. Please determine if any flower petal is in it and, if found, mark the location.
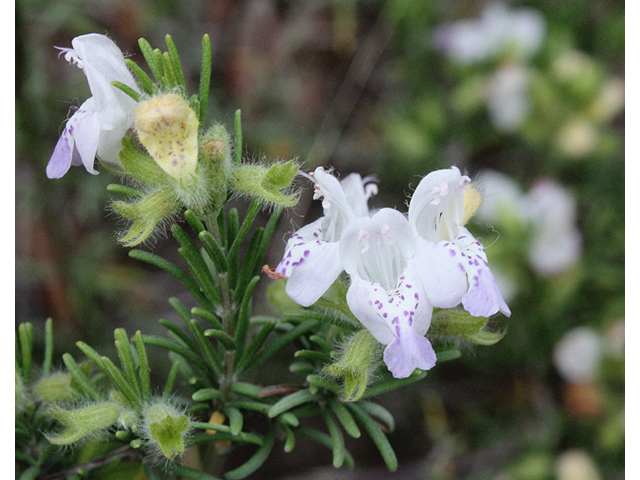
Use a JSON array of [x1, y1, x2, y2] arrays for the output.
[[456, 227, 511, 317], [408, 166, 468, 242], [276, 218, 342, 307], [346, 267, 435, 379], [383, 331, 437, 378], [70, 106, 101, 174], [414, 237, 468, 308], [46, 127, 75, 179], [71, 34, 138, 123]]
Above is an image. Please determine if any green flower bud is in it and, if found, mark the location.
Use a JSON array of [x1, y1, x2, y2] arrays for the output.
[[324, 330, 382, 402], [112, 187, 180, 246], [135, 94, 200, 184], [429, 309, 504, 345], [33, 373, 75, 403], [231, 160, 299, 207], [142, 401, 191, 459], [46, 402, 120, 445]]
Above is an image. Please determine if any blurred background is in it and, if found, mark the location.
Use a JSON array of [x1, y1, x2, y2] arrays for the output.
[[15, 0, 624, 479]]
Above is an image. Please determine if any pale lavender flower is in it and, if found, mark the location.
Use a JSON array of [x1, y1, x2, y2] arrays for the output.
[[408, 167, 511, 317], [46, 34, 139, 178], [340, 208, 436, 378], [272, 167, 377, 307]]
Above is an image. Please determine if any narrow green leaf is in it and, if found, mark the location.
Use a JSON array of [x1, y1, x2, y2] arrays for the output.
[[223, 425, 276, 480], [329, 399, 361, 438], [296, 427, 355, 468], [436, 349, 462, 362], [268, 389, 316, 418], [347, 403, 398, 472], [141, 334, 208, 371], [112, 80, 141, 102], [464, 328, 506, 345], [198, 34, 212, 129], [184, 210, 206, 234], [282, 424, 296, 452], [235, 321, 276, 374], [233, 275, 260, 363], [205, 329, 236, 350], [106, 183, 143, 198], [165, 35, 186, 94], [42, 318, 54, 377], [169, 464, 222, 480], [158, 319, 199, 352], [192, 388, 224, 402], [224, 406, 244, 435], [233, 228, 264, 304], [75, 342, 106, 369], [61, 353, 102, 401], [125, 58, 155, 94], [101, 356, 141, 408], [161, 51, 177, 89], [129, 249, 209, 308], [358, 401, 395, 433], [230, 382, 262, 399], [18, 323, 33, 382], [134, 331, 151, 400], [238, 320, 319, 377], [114, 328, 141, 397], [198, 230, 228, 273], [192, 307, 224, 330], [164, 359, 182, 398], [361, 371, 428, 399], [322, 410, 346, 468], [188, 320, 224, 377], [138, 38, 164, 84], [168, 297, 193, 324]]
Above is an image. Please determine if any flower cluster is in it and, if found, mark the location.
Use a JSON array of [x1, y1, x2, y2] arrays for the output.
[[268, 166, 510, 379], [46, 33, 299, 246]]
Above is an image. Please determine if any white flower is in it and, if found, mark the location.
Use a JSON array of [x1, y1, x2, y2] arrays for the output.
[[521, 179, 582, 276], [408, 167, 511, 317], [433, 2, 546, 64], [46, 34, 139, 179], [340, 208, 436, 378], [486, 64, 532, 132], [553, 327, 602, 383], [272, 167, 376, 307]]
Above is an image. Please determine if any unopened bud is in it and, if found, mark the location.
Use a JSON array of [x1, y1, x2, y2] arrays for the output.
[[46, 402, 120, 445], [33, 373, 74, 403], [324, 330, 382, 402]]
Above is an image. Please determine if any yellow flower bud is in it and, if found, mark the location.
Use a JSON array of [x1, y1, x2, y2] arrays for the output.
[[135, 94, 199, 183]]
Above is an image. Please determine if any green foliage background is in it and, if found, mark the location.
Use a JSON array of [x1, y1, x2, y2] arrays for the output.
[[16, 0, 623, 479]]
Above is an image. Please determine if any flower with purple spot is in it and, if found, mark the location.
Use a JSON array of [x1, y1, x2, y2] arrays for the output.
[[408, 167, 511, 317], [46, 34, 140, 179], [271, 167, 377, 307], [340, 208, 436, 379]]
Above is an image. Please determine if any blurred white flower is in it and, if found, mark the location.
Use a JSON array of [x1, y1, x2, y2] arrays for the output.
[[486, 65, 532, 132], [476, 169, 524, 225], [522, 179, 582, 276], [433, 2, 546, 64], [553, 327, 602, 383], [555, 450, 601, 480], [477, 171, 582, 278], [434, 3, 546, 132]]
